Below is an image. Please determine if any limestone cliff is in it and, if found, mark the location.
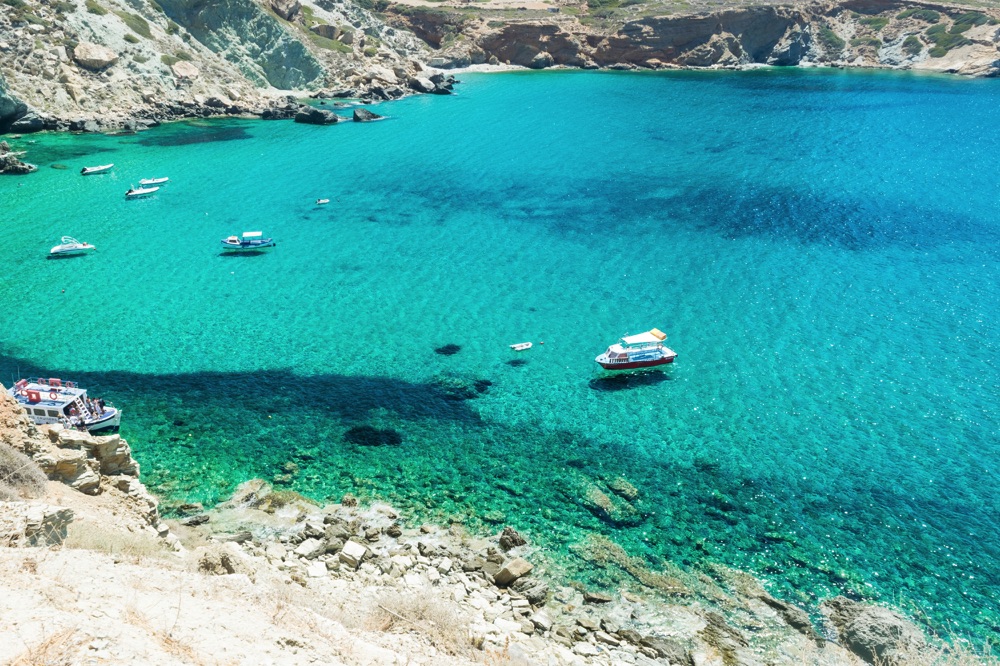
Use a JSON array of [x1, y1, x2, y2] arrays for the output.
[[392, 0, 1000, 76]]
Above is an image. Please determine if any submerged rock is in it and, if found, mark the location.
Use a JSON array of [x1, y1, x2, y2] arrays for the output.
[[499, 526, 527, 551], [344, 425, 403, 446], [434, 343, 461, 356]]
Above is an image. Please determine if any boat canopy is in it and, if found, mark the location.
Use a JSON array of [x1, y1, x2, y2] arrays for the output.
[[242, 231, 263, 239], [622, 328, 667, 345]]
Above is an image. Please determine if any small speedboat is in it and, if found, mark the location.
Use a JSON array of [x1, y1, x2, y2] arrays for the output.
[[125, 185, 159, 199], [316, 198, 330, 205], [221, 231, 275, 250], [139, 177, 169, 186], [510, 342, 533, 351], [81, 163, 113, 175], [49, 236, 96, 256]]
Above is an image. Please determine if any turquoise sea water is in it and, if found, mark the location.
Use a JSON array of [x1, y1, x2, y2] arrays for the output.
[[1, 68, 998, 642]]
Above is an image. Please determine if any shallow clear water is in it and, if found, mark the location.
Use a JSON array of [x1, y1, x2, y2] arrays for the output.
[[2, 68, 998, 641]]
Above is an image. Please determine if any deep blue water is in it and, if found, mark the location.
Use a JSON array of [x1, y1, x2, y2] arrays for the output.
[[1, 68, 998, 642]]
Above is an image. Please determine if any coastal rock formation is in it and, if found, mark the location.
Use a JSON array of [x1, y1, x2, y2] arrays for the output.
[[0, 502, 73, 547], [294, 105, 343, 124], [394, 1, 1000, 77], [0, 77, 27, 133], [71, 41, 119, 71], [821, 596, 928, 664]]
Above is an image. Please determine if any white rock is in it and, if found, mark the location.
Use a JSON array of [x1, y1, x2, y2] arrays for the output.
[[425, 567, 441, 583], [339, 539, 368, 569], [307, 562, 328, 578], [574, 642, 602, 656], [530, 610, 554, 632], [437, 557, 453, 573], [294, 538, 324, 559], [403, 573, 423, 588], [493, 617, 522, 634], [72, 42, 118, 71], [171, 60, 199, 80]]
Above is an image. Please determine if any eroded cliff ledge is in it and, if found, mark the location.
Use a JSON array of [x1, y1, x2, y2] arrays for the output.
[[390, 0, 1000, 76]]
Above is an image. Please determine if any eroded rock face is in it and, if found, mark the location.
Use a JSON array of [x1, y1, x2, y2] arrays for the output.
[[270, 0, 301, 21], [0, 502, 73, 547], [72, 42, 119, 72], [0, 77, 27, 132], [821, 596, 927, 665]]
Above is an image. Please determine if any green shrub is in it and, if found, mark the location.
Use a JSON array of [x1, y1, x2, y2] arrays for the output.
[[928, 45, 947, 57], [2, 0, 27, 9], [85, 0, 107, 15], [897, 8, 939, 22], [161, 54, 179, 66], [950, 12, 987, 33], [124, 33, 139, 43], [587, 0, 620, 8], [925, 23, 971, 52], [859, 16, 888, 31], [114, 10, 152, 38], [818, 26, 846, 53], [177, 50, 192, 61], [902, 35, 923, 55], [53, 0, 75, 12], [363, 45, 378, 57], [166, 20, 180, 34], [356, 0, 390, 11], [850, 36, 881, 48], [307, 32, 352, 53], [133, 53, 149, 63]]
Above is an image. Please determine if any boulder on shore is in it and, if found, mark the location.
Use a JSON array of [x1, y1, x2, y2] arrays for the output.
[[353, 108, 383, 122], [270, 0, 300, 20], [72, 42, 118, 72], [821, 596, 927, 665], [294, 106, 342, 125]]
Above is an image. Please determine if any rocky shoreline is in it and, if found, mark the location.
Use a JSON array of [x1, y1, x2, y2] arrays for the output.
[[3, 0, 1000, 158], [0, 384, 976, 665]]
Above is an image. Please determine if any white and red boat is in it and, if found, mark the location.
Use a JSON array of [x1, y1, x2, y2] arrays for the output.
[[8, 378, 121, 432], [595, 328, 676, 370]]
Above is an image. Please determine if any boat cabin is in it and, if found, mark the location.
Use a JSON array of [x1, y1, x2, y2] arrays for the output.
[[8, 377, 116, 430]]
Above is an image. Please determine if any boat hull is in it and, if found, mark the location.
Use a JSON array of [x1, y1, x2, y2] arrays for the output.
[[86, 409, 121, 432], [596, 356, 675, 370], [221, 240, 275, 250]]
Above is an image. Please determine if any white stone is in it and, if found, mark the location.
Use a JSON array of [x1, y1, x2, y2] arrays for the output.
[[306, 562, 327, 578], [171, 60, 199, 80], [425, 567, 441, 583], [530, 610, 554, 632], [403, 573, 423, 587], [574, 642, 602, 656], [493, 617, 522, 634], [294, 538, 324, 559], [72, 42, 118, 71], [437, 557, 453, 573], [339, 539, 368, 569]]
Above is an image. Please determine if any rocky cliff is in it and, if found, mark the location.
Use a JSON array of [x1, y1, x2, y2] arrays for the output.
[[392, 0, 1000, 76]]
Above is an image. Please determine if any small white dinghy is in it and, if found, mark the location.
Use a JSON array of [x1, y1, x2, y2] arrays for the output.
[[49, 236, 95, 257], [510, 342, 533, 351], [316, 198, 330, 205], [139, 177, 169, 186], [125, 185, 159, 199], [81, 163, 113, 175]]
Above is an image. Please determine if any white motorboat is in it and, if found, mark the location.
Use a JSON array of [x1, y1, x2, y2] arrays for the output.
[[510, 342, 533, 351], [9, 378, 121, 432], [139, 177, 169, 186], [81, 163, 113, 175], [125, 185, 159, 199], [221, 231, 275, 250], [595, 328, 677, 370], [316, 198, 330, 205], [49, 236, 95, 257]]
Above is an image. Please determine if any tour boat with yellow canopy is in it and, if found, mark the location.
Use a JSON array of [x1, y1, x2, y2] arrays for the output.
[[595, 328, 676, 370], [8, 378, 121, 432]]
